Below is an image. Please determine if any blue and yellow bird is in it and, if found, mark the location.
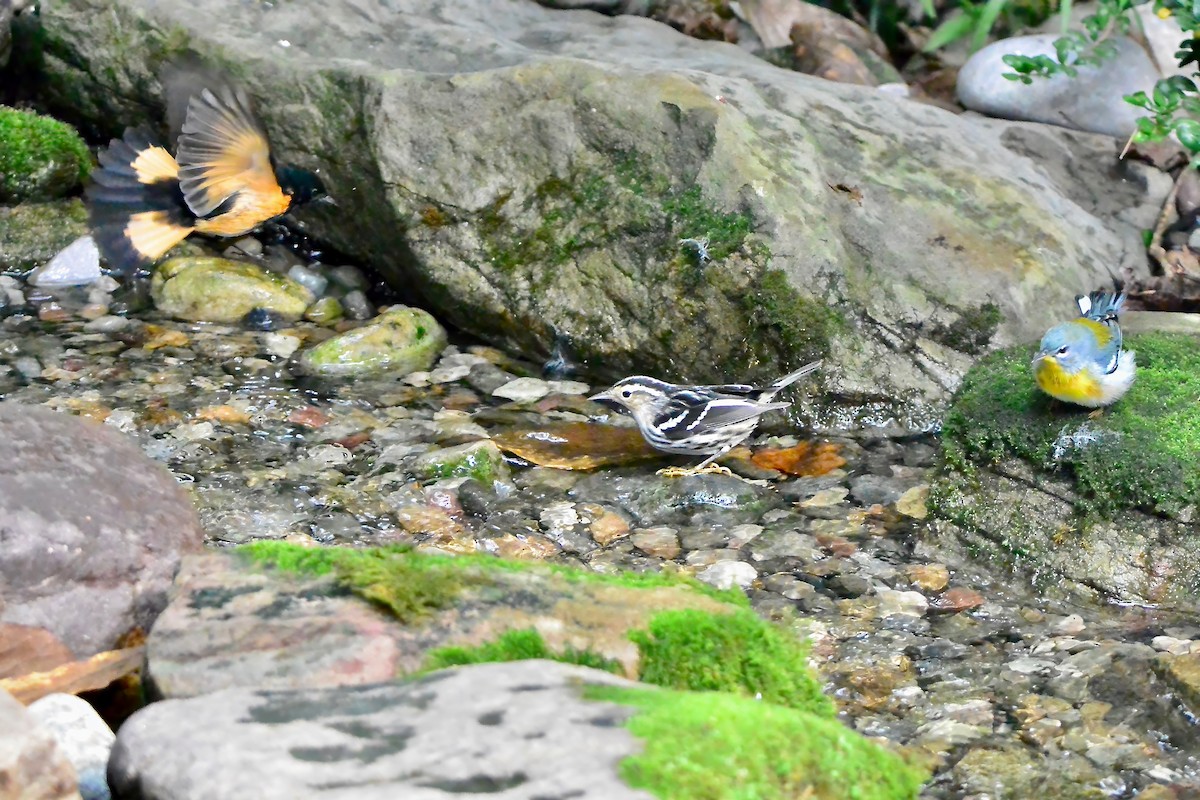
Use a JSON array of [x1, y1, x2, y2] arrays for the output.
[[1032, 291, 1136, 409]]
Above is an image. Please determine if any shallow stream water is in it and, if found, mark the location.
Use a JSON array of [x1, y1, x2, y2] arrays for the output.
[[2, 272, 1199, 799]]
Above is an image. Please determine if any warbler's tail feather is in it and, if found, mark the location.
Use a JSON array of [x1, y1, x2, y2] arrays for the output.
[[86, 127, 194, 274], [769, 360, 824, 392], [1076, 291, 1126, 324]]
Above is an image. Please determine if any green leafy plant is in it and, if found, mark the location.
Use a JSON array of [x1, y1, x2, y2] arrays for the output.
[[1000, 0, 1135, 81], [1001, 0, 1200, 269], [923, 0, 1064, 53]]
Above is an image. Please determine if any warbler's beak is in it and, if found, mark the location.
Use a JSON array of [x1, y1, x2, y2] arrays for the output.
[[589, 390, 621, 410], [315, 194, 338, 207]]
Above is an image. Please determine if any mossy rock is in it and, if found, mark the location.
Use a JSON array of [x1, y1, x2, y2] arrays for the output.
[[163, 544, 927, 796], [237, 543, 836, 706], [589, 684, 927, 800], [293, 305, 447, 378], [950, 746, 1108, 800], [0, 199, 89, 272], [413, 440, 509, 485], [151, 257, 314, 323], [930, 333, 1200, 605], [0, 107, 91, 202]]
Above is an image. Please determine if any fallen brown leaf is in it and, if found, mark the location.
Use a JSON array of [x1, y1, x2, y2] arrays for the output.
[[493, 422, 661, 470], [751, 440, 846, 476]]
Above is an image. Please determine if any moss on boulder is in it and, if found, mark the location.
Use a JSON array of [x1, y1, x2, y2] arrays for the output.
[[0, 107, 91, 202], [0, 199, 89, 272], [587, 684, 927, 800], [294, 305, 447, 378], [151, 257, 314, 323], [178, 543, 927, 796], [930, 333, 1200, 605]]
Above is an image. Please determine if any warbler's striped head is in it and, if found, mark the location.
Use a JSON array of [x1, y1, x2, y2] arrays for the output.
[[590, 376, 673, 419], [1035, 322, 1102, 374]]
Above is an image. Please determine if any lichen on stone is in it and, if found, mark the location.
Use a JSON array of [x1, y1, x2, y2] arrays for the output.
[[0, 199, 89, 272]]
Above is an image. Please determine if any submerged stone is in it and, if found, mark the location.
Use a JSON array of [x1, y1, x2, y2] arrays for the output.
[[929, 333, 1200, 606], [413, 440, 508, 485], [151, 257, 314, 323], [294, 306, 447, 378]]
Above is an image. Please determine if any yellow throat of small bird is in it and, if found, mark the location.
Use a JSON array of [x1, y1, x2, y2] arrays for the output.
[[1033, 355, 1102, 403]]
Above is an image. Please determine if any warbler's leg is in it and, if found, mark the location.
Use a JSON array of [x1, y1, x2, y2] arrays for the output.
[[1087, 407, 1105, 420], [656, 463, 735, 478], [655, 441, 743, 478]]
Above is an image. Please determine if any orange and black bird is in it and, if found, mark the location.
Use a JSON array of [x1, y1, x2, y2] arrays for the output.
[[86, 61, 328, 274]]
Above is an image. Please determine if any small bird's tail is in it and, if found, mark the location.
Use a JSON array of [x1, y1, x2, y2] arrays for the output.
[[85, 127, 194, 274], [1076, 291, 1125, 324], [762, 360, 823, 400]]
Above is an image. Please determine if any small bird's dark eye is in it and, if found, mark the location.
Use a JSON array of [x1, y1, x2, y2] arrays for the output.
[[1057, 346, 1069, 355], [621, 390, 632, 399]]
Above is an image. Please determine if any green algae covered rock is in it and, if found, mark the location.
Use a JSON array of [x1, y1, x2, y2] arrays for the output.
[[0, 199, 89, 271], [294, 305, 446, 378], [930, 333, 1200, 606], [0, 106, 91, 202], [413, 440, 509, 485], [589, 684, 927, 800], [154, 543, 927, 797], [151, 257, 314, 323]]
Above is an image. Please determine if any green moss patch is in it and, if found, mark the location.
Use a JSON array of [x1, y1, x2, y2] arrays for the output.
[[0, 106, 91, 202], [631, 608, 835, 717], [586, 685, 927, 800], [742, 268, 843, 364], [940, 333, 1200, 519], [241, 541, 744, 618], [241, 543, 467, 623], [424, 628, 622, 674]]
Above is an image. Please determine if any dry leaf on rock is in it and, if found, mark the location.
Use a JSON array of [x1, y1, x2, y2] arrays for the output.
[[493, 422, 660, 470], [750, 440, 846, 476]]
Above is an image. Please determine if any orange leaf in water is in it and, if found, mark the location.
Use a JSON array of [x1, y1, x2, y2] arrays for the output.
[[751, 440, 846, 476], [493, 423, 660, 470]]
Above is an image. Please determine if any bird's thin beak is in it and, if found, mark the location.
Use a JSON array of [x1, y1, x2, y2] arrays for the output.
[[589, 390, 611, 402], [315, 195, 338, 207]]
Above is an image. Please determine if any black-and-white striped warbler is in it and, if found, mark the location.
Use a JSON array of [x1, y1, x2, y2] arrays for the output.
[[589, 361, 822, 477]]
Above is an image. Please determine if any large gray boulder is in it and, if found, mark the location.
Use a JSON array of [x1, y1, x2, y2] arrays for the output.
[[35, 0, 1164, 428], [109, 661, 651, 800], [0, 403, 205, 657]]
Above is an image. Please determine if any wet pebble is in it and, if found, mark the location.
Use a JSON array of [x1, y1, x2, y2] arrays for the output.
[[696, 560, 758, 590]]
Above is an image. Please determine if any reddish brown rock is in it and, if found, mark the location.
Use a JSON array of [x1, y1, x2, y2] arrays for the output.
[[0, 403, 205, 657]]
